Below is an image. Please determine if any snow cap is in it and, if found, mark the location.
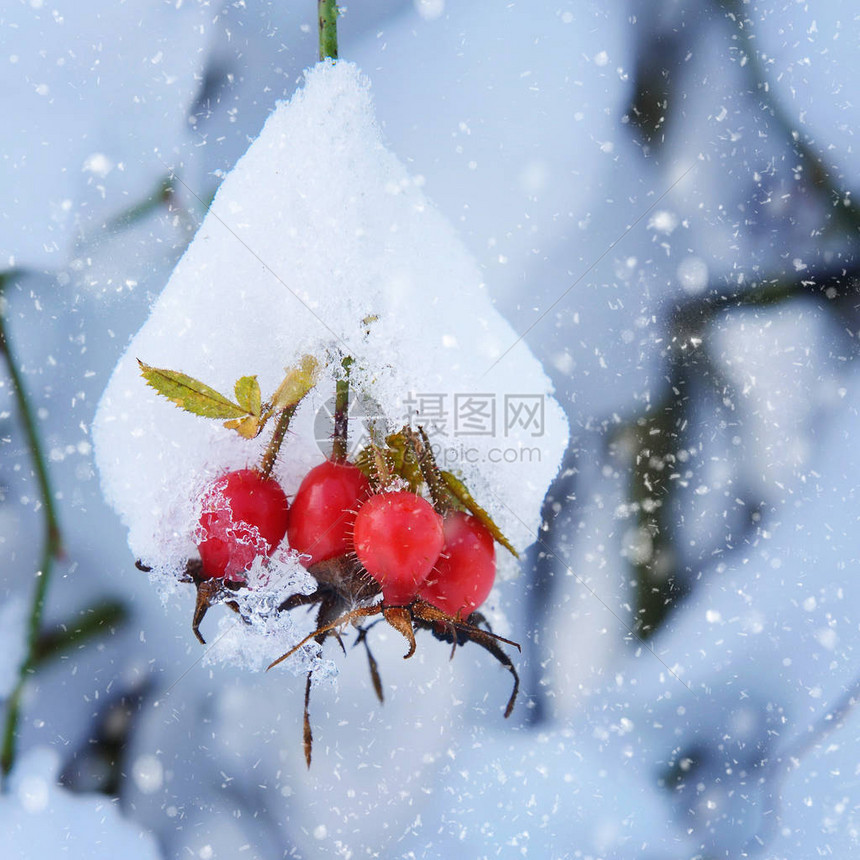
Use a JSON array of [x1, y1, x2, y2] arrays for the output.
[[94, 61, 567, 652]]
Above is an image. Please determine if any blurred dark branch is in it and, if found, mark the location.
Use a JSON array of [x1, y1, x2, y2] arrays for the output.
[[0, 274, 64, 781], [627, 4, 708, 146], [103, 175, 176, 233], [60, 678, 153, 797], [669, 261, 860, 338], [717, 0, 860, 235], [33, 600, 128, 667], [619, 258, 860, 637], [746, 673, 860, 854], [629, 0, 860, 236], [0, 278, 63, 561], [524, 458, 578, 723], [620, 0, 860, 636]]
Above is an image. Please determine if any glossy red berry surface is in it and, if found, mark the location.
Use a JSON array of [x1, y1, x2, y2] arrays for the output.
[[419, 512, 496, 617], [197, 469, 290, 581], [353, 491, 445, 604], [287, 460, 371, 566]]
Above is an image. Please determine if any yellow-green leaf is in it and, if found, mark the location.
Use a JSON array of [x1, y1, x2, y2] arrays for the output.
[[223, 415, 263, 439], [234, 376, 262, 417], [139, 360, 246, 419], [440, 470, 519, 558], [270, 355, 321, 412], [385, 431, 424, 492]]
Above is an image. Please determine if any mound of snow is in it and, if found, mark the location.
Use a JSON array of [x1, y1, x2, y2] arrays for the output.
[[93, 61, 567, 668]]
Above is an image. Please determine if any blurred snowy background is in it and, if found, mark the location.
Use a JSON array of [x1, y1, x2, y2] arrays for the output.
[[2, 0, 859, 857]]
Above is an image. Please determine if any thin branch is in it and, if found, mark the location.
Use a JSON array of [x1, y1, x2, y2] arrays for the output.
[[331, 356, 351, 463], [0, 290, 64, 781], [318, 0, 339, 61], [259, 404, 297, 480], [32, 600, 127, 667]]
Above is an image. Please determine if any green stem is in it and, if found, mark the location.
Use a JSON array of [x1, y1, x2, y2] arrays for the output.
[[331, 357, 352, 463], [260, 405, 297, 480], [0, 294, 64, 783], [318, 0, 339, 61], [105, 175, 175, 232], [33, 600, 127, 666]]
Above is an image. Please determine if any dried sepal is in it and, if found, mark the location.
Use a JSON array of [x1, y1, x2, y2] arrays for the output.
[[183, 559, 245, 644], [303, 673, 314, 768], [382, 606, 416, 659], [410, 600, 520, 718], [271, 590, 521, 731], [267, 603, 382, 671], [355, 626, 385, 703], [440, 470, 519, 558], [138, 360, 247, 420]]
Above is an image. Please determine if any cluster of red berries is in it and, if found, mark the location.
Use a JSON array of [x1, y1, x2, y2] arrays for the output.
[[196, 459, 496, 618], [140, 354, 519, 766]]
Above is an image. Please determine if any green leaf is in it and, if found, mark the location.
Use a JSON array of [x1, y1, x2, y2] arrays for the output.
[[440, 471, 519, 558], [139, 360, 247, 419], [234, 375, 262, 417], [270, 355, 321, 412]]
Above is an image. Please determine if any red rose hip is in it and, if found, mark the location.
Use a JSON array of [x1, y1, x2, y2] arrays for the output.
[[197, 469, 290, 581], [419, 512, 496, 617], [353, 491, 445, 604], [287, 460, 371, 566]]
